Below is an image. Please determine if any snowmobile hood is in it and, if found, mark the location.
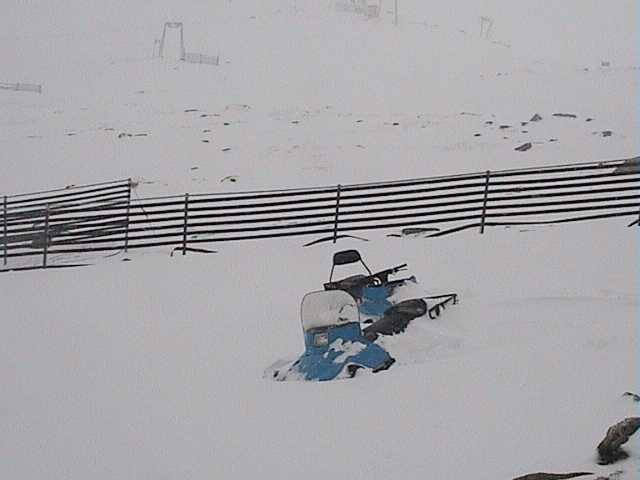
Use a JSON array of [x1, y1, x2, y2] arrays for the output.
[[295, 322, 394, 381]]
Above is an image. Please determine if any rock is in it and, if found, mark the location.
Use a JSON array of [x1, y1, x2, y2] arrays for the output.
[[474, 133, 482, 137], [530, 113, 543, 122], [499, 124, 511, 129], [485, 120, 494, 125], [597, 417, 640, 465], [221, 147, 232, 152], [622, 391, 640, 402], [601, 130, 613, 137], [549, 138, 558, 142], [400, 227, 439, 236], [553, 113, 578, 118], [613, 157, 640, 174], [515, 142, 532, 152], [512, 472, 592, 480]]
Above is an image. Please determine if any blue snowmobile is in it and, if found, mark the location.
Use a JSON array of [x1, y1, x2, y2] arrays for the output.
[[265, 289, 396, 381], [264, 251, 458, 382]]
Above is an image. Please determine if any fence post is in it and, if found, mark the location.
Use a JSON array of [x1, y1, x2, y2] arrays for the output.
[[124, 178, 132, 252], [42, 204, 50, 268], [333, 185, 342, 244], [182, 193, 189, 255], [479, 170, 491, 234], [2, 195, 7, 266]]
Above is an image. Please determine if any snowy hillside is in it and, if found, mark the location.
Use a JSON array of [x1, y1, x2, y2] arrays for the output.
[[1, 1, 638, 479]]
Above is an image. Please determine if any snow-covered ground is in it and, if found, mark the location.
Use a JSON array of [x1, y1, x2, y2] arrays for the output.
[[1, 1, 638, 479]]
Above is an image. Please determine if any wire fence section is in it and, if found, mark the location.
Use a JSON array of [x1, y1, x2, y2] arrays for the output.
[[2, 157, 639, 269]]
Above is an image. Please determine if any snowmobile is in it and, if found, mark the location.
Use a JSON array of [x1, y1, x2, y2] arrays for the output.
[[265, 289, 396, 381], [323, 249, 458, 330]]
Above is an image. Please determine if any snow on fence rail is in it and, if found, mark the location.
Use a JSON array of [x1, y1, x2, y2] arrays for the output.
[[2, 157, 640, 269]]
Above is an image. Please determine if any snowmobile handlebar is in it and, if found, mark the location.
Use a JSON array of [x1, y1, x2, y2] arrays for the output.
[[324, 264, 408, 292], [369, 264, 407, 284]]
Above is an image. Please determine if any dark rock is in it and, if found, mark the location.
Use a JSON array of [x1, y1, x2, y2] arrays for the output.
[[485, 120, 494, 125], [392, 122, 400, 126], [400, 227, 439, 236], [221, 147, 232, 152], [474, 133, 482, 137], [499, 124, 511, 129], [512, 473, 592, 480], [549, 138, 558, 142], [613, 157, 640, 174], [223, 122, 231, 126], [515, 142, 532, 152], [622, 391, 640, 402], [553, 113, 578, 118], [586, 118, 594, 122], [521, 121, 528, 126], [521, 130, 528, 133], [184, 108, 198, 112], [530, 113, 543, 122], [201, 140, 209, 143], [597, 417, 640, 465], [602, 130, 613, 137]]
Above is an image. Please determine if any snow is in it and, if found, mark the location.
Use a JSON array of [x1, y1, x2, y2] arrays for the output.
[[1, 1, 639, 479]]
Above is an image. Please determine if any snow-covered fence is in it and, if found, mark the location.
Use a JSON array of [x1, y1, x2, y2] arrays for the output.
[[2, 180, 131, 269], [0, 82, 42, 94], [335, 0, 380, 18], [183, 52, 219, 66], [2, 158, 640, 270]]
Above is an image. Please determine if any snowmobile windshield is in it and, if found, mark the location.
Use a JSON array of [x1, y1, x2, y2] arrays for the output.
[[300, 290, 360, 332]]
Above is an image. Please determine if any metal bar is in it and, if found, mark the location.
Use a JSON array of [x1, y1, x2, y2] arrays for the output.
[[6, 180, 129, 202], [2, 195, 7, 266], [333, 185, 341, 243], [42, 204, 50, 267], [124, 179, 132, 252], [480, 170, 490, 234], [182, 193, 189, 255]]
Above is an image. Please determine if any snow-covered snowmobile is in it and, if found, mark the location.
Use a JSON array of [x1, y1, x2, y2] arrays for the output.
[[264, 251, 458, 382], [265, 290, 396, 381]]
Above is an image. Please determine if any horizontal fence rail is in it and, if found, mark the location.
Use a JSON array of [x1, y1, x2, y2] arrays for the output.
[[2, 157, 639, 269]]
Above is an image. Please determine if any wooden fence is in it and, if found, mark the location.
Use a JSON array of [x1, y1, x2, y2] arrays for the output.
[[2, 157, 639, 270]]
